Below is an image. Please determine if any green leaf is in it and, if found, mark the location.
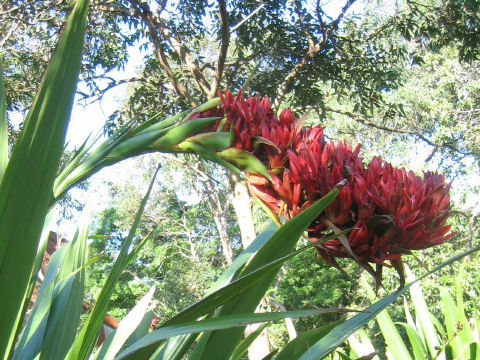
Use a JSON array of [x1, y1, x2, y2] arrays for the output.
[[347, 329, 378, 360], [149, 117, 221, 149], [185, 132, 232, 151], [163, 243, 315, 328], [440, 287, 473, 358], [229, 323, 268, 360], [54, 100, 222, 202], [299, 286, 412, 360], [134, 110, 189, 136], [218, 148, 272, 182], [396, 322, 429, 360], [195, 188, 339, 360], [122, 193, 341, 360], [405, 266, 442, 359], [40, 222, 88, 360], [11, 213, 54, 350], [0, 1, 88, 357], [296, 245, 480, 360], [152, 223, 278, 360], [0, 65, 8, 181], [66, 167, 159, 360], [162, 229, 344, 331], [117, 309, 348, 360], [364, 281, 412, 360], [177, 141, 244, 177], [376, 312, 412, 360], [91, 287, 155, 360], [260, 350, 278, 360], [207, 222, 277, 295], [190, 97, 222, 113], [53, 125, 131, 200], [401, 297, 429, 360], [13, 221, 88, 360], [147, 334, 194, 360], [147, 224, 344, 360], [11, 280, 56, 360], [124, 310, 155, 349], [274, 319, 344, 360], [459, 341, 480, 360], [441, 288, 461, 357]]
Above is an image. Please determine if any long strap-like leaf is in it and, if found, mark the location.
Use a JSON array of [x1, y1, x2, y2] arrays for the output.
[[297, 245, 480, 360], [117, 309, 350, 360], [91, 287, 156, 360], [66, 166, 159, 360], [195, 188, 339, 359], [0, 65, 8, 181], [0, 1, 88, 358]]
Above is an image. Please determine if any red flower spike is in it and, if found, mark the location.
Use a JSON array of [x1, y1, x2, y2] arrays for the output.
[[191, 92, 454, 285]]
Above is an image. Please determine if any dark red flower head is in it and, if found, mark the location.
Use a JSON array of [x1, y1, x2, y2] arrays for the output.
[[317, 157, 454, 278], [192, 91, 454, 283]]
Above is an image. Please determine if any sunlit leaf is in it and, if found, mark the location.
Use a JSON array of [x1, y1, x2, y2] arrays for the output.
[[0, 1, 88, 357], [91, 287, 155, 360], [66, 167, 159, 360], [118, 309, 349, 360], [296, 245, 480, 360], [195, 188, 340, 359], [0, 65, 8, 181]]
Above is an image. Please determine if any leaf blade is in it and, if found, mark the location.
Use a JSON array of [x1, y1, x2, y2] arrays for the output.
[[0, 64, 8, 181], [0, 1, 89, 357], [118, 309, 348, 360], [66, 167, 159, 360], [196, 188, 340, 359], [296, 245, 480, 360]]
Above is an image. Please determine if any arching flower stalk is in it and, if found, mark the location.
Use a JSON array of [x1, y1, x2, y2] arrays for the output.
[[194, 91, 454, 286]]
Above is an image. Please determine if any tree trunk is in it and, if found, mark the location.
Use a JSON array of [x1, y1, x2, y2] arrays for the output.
[[227, 173, 256, 248], [211, 210, 234, 265], [227, 172, 271, 359]]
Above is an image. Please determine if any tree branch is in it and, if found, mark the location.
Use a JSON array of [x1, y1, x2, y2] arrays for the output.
[[90, 3, 136, 16], [150, 15, 212, 97], [0, 20, 18, 49], [273, 0, 357, 111], [290, 0, 315, 50], [331, 0, 357, 29], [127, 0, 197, 106], [323, 105, 477, 157], [76, 77, 154, 104], [210, 0, 230, 99]]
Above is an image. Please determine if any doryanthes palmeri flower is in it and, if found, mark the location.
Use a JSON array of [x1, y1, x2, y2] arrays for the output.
[[316, 157, 454, 285], [192, 91, 454, 285]]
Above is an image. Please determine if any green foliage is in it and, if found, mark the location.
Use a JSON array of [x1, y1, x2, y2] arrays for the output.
[[0, 66, 8, 180], [2, 2, 479, 360], [276, 249, 359, 330], [0, 25, 355, 359], [294, 247, 480, 360], [0, 1, 88, 357], [350, 263, 480, 360]]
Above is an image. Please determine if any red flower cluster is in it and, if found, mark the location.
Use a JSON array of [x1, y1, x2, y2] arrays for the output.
[[194, 91, 454, 277]]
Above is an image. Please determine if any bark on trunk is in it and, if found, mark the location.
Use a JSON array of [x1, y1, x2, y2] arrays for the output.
[[227, 173, 256, 248], [227, 173, 271, 359], [211, 210, 234, 265]]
